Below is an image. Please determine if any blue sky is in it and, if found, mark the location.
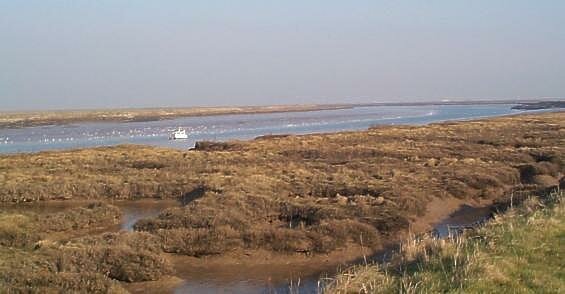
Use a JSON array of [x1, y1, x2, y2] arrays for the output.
[[1, 1, 564, 110]]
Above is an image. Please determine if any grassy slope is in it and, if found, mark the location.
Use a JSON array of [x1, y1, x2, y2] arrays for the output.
[[326, 190, 564, 293]]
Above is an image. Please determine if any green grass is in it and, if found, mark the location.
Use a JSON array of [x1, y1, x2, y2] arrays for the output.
[[326, 189, 565, 293]]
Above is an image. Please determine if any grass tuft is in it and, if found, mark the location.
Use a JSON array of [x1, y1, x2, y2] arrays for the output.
[[325, 189, 565, 293]]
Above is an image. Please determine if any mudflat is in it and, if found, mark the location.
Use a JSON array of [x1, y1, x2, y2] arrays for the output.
[[0, 112, 563, 292], [0, 104, 351, 129]]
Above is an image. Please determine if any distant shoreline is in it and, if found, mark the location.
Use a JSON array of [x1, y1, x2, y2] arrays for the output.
[[511, 100, 565, 110], [0, 104, 352, 129], [0, 99, 561, 129]]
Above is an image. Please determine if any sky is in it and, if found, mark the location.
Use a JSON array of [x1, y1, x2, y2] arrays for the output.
[[1, 1, 564, 110]]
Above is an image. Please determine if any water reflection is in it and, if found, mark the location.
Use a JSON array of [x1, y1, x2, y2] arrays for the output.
[[114, 199, 179, 231], [432, 204, 493, 238]]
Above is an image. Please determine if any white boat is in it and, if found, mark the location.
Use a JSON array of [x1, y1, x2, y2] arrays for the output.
[[169, 128, 188, 140]]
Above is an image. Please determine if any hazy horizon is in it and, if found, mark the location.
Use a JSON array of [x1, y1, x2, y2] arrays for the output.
[[1, 1, 564, 111]]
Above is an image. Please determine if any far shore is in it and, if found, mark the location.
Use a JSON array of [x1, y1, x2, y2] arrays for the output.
[[1, 99, 558, 129], [0, 104, 352, 129]]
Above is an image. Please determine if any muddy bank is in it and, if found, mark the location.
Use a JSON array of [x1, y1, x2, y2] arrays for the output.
[[0, 104, 352, 129]]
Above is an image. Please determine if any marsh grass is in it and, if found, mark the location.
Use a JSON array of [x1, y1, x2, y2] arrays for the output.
[[0, 112, 562, 257], [39, 202, 122, 232], [0, 203, 172, 293], [0, 112, 562, 292], [325, 189, 565, 293], [0, 214, 39, 248]]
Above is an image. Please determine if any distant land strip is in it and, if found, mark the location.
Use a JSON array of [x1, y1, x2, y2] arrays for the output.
[[511, 100, 565, 110], [0, 104, 352, 129], [0, 99, 562, 129]]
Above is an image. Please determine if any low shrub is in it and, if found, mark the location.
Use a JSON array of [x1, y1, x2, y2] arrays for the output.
[[39, 202, 122, 232], [0, 214, 40, 248], [0, 270, 128, 293], [50, 245, 171, 282], [157, 226, 243, 256]]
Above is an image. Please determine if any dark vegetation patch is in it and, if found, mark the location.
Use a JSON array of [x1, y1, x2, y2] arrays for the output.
[[179, 186, 208, 205], [254, 134, 292, 140], [193, 141, 242, 151], [131, 160, 167, 169]]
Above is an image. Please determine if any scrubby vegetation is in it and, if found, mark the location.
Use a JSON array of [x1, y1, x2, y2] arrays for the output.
[[0, 214, 40, 248], [39, 202, 122, 232], [0, 202, 121, 248], [325, 189, 565, 293], [0, 203, 171, 293], [0, 113, 563, 258], [133, 193, 391, 255]]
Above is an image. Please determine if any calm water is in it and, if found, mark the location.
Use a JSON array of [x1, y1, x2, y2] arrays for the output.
[[0, 104, 524, 154]]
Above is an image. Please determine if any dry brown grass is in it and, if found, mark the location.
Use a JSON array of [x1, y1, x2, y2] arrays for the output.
[[39, 202, 122, 232], [0, 204, 172, 293], [0, 214, 40, 248], [0, 202, 121, 248], [0, 112, 563, 258], [0, 112, 563, 292]]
